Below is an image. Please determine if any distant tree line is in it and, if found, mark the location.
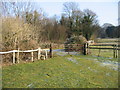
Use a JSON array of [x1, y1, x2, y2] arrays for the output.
[[1, 2, 101, 51], [106, 26, 120, 38], [97, 23, 120, 38]]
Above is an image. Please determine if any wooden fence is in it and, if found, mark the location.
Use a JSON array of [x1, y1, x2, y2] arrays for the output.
[[1, 43, 119, 64], [87, 43, 120, 58], [64, 44, 83, 51], [0, 47, 50, 64]]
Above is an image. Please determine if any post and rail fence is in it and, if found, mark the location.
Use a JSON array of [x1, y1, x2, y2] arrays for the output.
[[65, 43, 120, 58], [0, 45, 53, 64], [87, 43, 120, 58], [0, 43, 119, 64]]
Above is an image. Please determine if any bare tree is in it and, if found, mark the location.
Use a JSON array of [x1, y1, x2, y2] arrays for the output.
[[62, 2, 84, 38], [2, 1, 34, 18], [63, 2, 79, 18]]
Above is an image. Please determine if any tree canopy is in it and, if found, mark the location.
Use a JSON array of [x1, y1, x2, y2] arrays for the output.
[[1, 1, 102, 51]]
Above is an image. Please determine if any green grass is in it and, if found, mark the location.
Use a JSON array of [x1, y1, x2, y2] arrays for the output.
[[89, 49, 117, 59], [89, 38, 119, 59], [2, 54, 118, 88], [96, 38, 119, 43]]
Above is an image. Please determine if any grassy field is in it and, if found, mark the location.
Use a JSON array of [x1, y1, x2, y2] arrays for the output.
[[89, 49, 116, 59], [2, 38, 119, 88], [89, 38, 119, 58], [96, 38, 119, 43], [2, 53, 118, 88]]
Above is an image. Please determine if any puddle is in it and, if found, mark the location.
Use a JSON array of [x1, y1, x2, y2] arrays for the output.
[[53, 49, 65, 52], [56, 51, 80, 56], [53, 49, 80, 56], [56, 52, 68, 56]]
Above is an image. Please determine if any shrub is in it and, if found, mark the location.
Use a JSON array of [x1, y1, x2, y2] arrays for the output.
[[64, 35, 87, 52]]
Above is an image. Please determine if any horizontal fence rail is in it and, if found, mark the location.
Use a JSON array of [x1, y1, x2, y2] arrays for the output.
[[88, 47, 120, 50], [88, 43, 119, 58], [0, 49, 49, 54], [89, 44, 120, 47], [0, 48, 50, 64]]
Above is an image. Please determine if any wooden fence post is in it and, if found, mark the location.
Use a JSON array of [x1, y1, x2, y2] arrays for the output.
[[31, 51, 34, 62], [45, 50, 48, 59], [115, 44, 118, 58], [38, 47, 41, 60], [13, 51, 15, 64], [17, 48, 20, 63], [83, 43, 87, 55], [98, 49, 101, 57], [113, 45, 115, 58], [68, 44, 70, 54], [86, 43, 89, 54], [50, 44, 52, 58]]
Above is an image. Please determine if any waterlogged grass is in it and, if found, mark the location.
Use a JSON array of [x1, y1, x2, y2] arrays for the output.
[[2, 55, 118, 88]]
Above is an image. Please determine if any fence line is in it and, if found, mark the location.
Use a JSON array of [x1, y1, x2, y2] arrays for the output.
[[88, 47, 120, 50], [88, 43, 119, 58], [0, 49, 50, 54], [0, 48, 50, 64]]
